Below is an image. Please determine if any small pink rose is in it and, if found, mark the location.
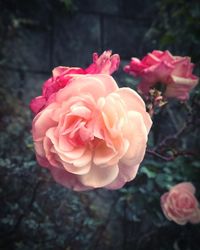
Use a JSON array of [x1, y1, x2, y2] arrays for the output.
[[32, 74, 152, 191], [124, 50, 199, 100], [30, 51, 120, 114], [161, 182, 200, 225]]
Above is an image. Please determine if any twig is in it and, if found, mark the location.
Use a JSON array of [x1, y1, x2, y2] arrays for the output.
[[154, 123, 187, 151], [146, 149, 173, 161], [146, 149, 198, 161]]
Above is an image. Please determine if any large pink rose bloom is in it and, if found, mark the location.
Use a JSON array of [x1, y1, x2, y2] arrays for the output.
[[161, 182, 200, 225], [30, 50, 120, 114], [32, 74, 152, 191], [124, 50, 199, 100]]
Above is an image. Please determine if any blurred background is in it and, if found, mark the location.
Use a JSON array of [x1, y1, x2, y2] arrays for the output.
[[0, 0, 200, 249]]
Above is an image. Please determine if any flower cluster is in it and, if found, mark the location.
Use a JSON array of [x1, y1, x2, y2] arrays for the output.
[[30, 51, 152, 191], [30, 49, 200, 226]]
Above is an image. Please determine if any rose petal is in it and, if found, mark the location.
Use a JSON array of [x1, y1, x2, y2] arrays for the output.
[[56, 75, 118, 104], [79, 164, 119, 188], [32, 106, 57, 141], [105, 163, 140, 189], [85, 51, 120, 74], [50, 167, 92, 191], [62, 162, 91, 175], [93, 142, 117, 165], [116, 87, 152, 133]]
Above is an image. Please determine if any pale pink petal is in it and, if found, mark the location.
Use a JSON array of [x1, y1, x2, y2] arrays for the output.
[[122, 111, 147, 163], [170, 75, 199, 86], [172, 57, 193, 77], [101, 93, 126, 137], [52, 66, 69, 77], [46, 128, 86, 160], [72, 149, 92, 167], [58, 135, 74, 152], [165, 75, 198, 100], [62, 162, 91, 175], [171, 182, 196, 194], [105, 163, 140, 189], [50, 167, 92, 191], [32, 107, 57, 141], [56, 75, 118, 104], [43, 137, 63, 168], [70, 105, 92, 119], [79, 164, 119, 188], [78, 126, 93, 142], [116, 88, 152, 133], [93, 142, 117, 165], [89, 74, 119, 94]]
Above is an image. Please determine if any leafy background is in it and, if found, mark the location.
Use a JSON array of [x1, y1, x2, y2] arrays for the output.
[[0, 0, 200, 249]]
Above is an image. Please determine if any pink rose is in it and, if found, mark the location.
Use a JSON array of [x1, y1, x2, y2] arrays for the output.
[[30, 50, 120, 114], [32, 74, 152, 191], [161, 182, 200, 225], [124, 50, 199, 100]]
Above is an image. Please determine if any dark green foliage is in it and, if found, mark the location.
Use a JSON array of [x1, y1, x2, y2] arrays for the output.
[[152, 0, 200, 65], [0, 0, 200, 249]]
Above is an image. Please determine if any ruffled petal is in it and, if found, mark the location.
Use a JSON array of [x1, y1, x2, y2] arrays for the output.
[[116, 88, 152, 133], [105, 163, 140, 189], [56, 75, 118, 104], [30, 96, 46, 114], [85, 50, 120, 74], [79, 164, 119, 188], [50, 167, 92, 191]]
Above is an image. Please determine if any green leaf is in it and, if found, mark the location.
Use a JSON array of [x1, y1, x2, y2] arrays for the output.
[[140, 166, 156, 178]]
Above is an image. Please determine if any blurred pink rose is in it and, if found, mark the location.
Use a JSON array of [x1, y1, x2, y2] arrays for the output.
[[161, 182, 200, 225], [32, 74, 152, 191], [30, 50, 120, 114], [124, 50, 199, 100]]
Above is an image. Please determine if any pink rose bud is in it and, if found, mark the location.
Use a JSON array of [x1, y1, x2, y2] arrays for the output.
[[124, 50, 199, 100], [31, 73, 152, 191], [161, 182, 200, 225], [30, 51, 120, 114]]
